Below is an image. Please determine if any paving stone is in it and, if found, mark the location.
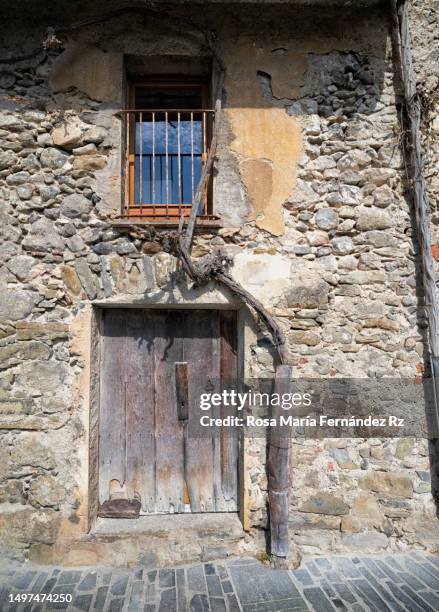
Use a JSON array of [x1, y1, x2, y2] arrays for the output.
[[78, 572, 97, 591], [242, 599, 308, 611], [134, 568, 143, 580], [32, 572, 48, 592], [374, 560, 401, 583], [158, 587, 177, 611], [321, 579, 337, 598], [227, 594, 241, 612], [325, 571, 341, 583], [292, 568, 314, 586], [102, 572, 112, 586], [188, 565, 206, 592], [57, 570, 82, 585], [45, 586, 76, 610], [348, 578, 393, 612], [159, 569, 175, 588], [147, 570, 157, 582], [418, 590, 439, 609], [333, 584, 357, 605], [72, 593, 93, 610], [40, 577, 57, 595], [386, 582, 431, 612], [190, 593, 210, 612], [128, 580, 144, 611], [229, 563, 301, 607], [110, 575, 129, 596], [207, 574, 223, 597], [420, 561, 439, 580], [13, 571, 37, 589], [410, 552, 427, 562], [144, 606, 155, 612], [145, 581, 156, 602], [361, 558, 387, 580], [93, 586, 109, 611], [221, 579, 233, 594], [204, 563, 216, 575], [333, 558, 361, 578], [210, 597, 227, 612], [304, 561, 322, 577], [176, 568, 186, 611], [217, 565, 229, 580], [303, 587, 336, 612], [331, 598, 348, 611], [0, 590, 9, 610], [384, 556, 404, 572], [314, 558, 332, 571], [351, 605, 366, 612], [359, 569, 406, 612], [397, 571, 425, 591], [108, 597, 124, 612], [404, 560, 439, 589], [400, 585, 437, 612]]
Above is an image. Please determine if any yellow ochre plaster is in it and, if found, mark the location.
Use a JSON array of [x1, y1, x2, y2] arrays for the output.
[[227, 107, 301, 236]]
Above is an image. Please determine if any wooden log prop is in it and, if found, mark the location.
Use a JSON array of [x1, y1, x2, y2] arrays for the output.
[[391, 0, 439, 436], [268, 365, 293, 560]]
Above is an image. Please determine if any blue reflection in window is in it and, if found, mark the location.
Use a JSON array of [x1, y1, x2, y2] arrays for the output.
[[134, 116, 203, 206]]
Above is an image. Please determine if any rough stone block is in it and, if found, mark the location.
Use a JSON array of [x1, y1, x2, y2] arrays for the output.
[[16, 321, 69, 341], [299, 493, 349, 516], [359, 472, 413, 498]]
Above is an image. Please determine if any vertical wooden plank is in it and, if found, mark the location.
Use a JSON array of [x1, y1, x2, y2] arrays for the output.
[[99, 309, 127, 505], [154, 310, 185, 513], [185, 310, 217, 513], [218, 311, 239, 511], [125, 310, 156, 513], [211, 311, 224, 511]]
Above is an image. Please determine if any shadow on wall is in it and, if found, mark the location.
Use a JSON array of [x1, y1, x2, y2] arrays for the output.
[[257, 50, 386, 117]]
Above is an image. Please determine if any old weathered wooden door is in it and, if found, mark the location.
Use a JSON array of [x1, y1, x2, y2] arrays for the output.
[[98, 308, 239, 515]]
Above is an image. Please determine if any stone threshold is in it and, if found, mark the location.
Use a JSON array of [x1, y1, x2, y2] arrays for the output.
[[48, 513, 245, 567], [90, 512, 244, 538]]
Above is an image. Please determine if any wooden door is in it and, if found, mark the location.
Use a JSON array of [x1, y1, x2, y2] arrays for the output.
[[98, 308, 239, 515]]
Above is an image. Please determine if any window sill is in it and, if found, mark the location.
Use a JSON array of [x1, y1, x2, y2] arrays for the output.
[[112, 217, 224, 231]]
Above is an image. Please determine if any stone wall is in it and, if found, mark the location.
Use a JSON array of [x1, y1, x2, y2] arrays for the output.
[[0, 1, 438, 565]]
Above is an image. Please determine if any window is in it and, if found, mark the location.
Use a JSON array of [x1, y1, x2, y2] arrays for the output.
[[123, 79, 214, 219]]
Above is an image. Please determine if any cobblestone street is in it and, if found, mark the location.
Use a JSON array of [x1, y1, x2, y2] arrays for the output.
[[0, 552, 438, 611]]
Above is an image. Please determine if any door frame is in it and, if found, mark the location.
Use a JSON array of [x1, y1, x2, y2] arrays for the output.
[[89, 305, 248, 531]]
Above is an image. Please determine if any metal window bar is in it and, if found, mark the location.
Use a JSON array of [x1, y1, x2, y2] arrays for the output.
[[123, 109, 214, 218]]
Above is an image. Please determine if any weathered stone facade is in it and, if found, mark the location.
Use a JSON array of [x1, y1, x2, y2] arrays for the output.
[[0, 0, 439, 566]]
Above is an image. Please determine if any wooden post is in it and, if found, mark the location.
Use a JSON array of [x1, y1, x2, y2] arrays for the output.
[[268, 364, 293, 559], [391, 0, 439, 435]]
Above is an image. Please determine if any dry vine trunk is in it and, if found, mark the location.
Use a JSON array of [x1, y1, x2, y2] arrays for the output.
[[391, 0, 439, 434]]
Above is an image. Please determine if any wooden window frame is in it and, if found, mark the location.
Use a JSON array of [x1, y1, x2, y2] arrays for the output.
[[124, 77, 214, 219]]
